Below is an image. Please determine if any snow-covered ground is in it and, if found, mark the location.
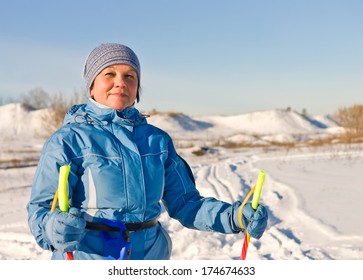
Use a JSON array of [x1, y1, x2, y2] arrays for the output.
[[0, 103, 362, 260]]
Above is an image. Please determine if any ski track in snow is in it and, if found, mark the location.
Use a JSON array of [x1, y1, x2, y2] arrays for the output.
[[1, 147, 363, 260], [163, 149, 363, 260]]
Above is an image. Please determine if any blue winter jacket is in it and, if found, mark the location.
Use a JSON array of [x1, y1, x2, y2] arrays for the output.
[[27, 99, 242, 260]]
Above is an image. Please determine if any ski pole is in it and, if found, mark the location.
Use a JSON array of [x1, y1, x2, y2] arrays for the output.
[[50, 165, 74, 260], [240, 170, 266, 260]]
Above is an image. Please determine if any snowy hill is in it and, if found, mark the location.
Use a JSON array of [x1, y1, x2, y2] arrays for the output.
[[0, 103, 343, 148], [0, 103, 50, 141], [147, 112, 213, 133], [146, 109, 343, 147], [202, 109, 338, 134], [0, 103, 51, 168]]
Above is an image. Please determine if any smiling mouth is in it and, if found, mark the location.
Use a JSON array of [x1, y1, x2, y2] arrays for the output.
[[108, 92, 128, 97]]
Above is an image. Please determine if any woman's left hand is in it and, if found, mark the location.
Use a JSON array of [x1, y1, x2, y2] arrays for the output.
[[241, 203, 268, 239]]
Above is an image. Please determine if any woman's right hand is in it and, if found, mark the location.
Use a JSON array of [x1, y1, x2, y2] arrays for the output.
[[43, 209, 86, 252]]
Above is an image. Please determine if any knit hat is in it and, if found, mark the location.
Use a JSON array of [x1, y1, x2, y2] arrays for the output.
[[83, 43, 141, 94]]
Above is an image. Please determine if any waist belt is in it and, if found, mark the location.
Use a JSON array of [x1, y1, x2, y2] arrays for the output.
[[85, 219, 158, 232]]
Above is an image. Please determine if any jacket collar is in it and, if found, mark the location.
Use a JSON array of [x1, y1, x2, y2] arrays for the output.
[[64, 98, 148, 127]]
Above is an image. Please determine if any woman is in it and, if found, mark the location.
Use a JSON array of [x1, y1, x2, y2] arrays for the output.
[[27, 43, 268, 260]]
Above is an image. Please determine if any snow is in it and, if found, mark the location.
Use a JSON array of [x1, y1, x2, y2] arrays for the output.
[[0, 103, 362, 260]]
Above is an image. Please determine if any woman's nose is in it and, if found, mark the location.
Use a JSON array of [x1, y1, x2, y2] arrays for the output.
[[114, 75, 125, 87]]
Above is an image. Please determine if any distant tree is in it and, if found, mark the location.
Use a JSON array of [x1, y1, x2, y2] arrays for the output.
[[21, 87, 51, 109], [63, 89, 87, 106], [40, 89, 87, 138], [334, 104, 363, 138], [75, 89, 87, 104], [302, 108, 307, 117], [286, 107, 291, 112]]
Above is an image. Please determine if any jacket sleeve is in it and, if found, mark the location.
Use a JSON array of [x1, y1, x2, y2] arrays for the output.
[[26, 131, 78, 250], [161, 142, 242, 234]]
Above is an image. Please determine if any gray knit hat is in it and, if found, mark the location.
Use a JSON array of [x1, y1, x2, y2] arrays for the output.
[[83, 43, 141, 94]]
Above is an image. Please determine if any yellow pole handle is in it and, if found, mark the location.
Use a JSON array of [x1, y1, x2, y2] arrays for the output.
[[246, 170, 266, 240], [251, 170, 266, 210], [58, 165, 71, 212]]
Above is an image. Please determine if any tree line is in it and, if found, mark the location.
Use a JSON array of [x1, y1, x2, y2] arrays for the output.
[[334, 104, 363, 141], [21, 87, 86, 138]]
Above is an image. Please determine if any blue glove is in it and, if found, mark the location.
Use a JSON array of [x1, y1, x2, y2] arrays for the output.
[[241, 203, 268, 239], [43, 208, 86, 252]]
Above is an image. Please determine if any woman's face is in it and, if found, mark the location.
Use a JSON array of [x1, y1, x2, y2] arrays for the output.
[[90, 64, 138, 110]]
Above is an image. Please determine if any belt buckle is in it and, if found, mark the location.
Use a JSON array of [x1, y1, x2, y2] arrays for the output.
[[101, 220, 131, 260]]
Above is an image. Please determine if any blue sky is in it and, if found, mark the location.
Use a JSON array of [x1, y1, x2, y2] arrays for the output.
[[0, 0, 362, 116]]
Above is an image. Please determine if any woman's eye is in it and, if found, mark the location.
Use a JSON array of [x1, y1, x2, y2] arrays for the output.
[[125, 74, 136, 79]]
